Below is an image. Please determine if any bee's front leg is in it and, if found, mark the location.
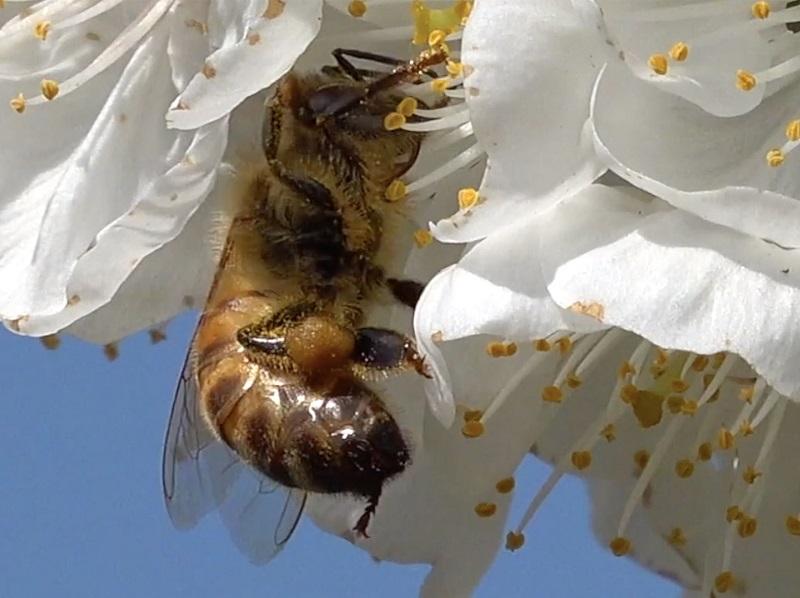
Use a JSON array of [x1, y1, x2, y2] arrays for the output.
[[350, 327, 431, 380]]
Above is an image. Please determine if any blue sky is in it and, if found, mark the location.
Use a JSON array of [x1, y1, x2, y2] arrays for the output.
[[1, 314, 679, 598]]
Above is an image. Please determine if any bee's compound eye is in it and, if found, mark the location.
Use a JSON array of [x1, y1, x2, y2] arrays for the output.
[[308, 85, 365, 119], [285, 316, 356, 372]]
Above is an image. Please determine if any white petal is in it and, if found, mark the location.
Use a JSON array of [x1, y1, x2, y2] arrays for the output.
[[432, 0, 605, 243], [540, 185, 800, 399], [166, 0, 323, 130], [592, 64, 800, 248]]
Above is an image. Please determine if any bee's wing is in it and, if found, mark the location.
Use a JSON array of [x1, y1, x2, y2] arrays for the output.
[[162, 345, 306, 565]]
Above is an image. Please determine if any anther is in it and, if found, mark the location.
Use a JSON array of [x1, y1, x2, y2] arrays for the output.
[[618, 360, 636, 379], [541, 385, 563, 404], [348, 0, 367, 17], [737, 516, 757, 538], [634, 450, 650, 469], [767, 148, 785, 167], [571, 451, 592, 470], [10, 93, 26, 113], [495, 477, 515, 494], [461, 420, 484, 438], [40, 334, 61, 350], [428, 29, 447, 47], [690, 355, 709, 371], [506, 531, 525, 551], [668, 527, 687, 546], [533, 339, 551, 352], [384, 112, 406, 131], [648, 54, 668, 75], [718, 428, 736, 450], [609, 537, 631, 556], [413, 229, 433, 247], [431, 78, 449, 93], [34, 21, 51, 41], [600, 424, 616, 442], [737, 69, 757, 91], [463, 409, 482, 422], [743, 466, 761, 484], [474, 502, 497, 518], [397, 96, 418, 117], [786, 119, 800, 141], [727, 505, 744, 523], [668, 42, 688, 62], [751, 1, 770, 19], [565, 373, 582, 388], [675, 459, 694, 478], [457, 187, 479, 210], [40, 79, 60, 100], [385, 179, 407, 202], [556, 337, 572, 354], [714, 572, 735, 593], [786, 515, 800, 536], [103, 342, 120, 361], [697, 442, 713, 461]]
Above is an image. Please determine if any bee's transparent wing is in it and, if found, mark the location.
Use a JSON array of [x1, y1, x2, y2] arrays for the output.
[[162, 347, 306, 565]]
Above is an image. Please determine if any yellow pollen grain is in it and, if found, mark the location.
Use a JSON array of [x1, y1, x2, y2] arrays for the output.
[[40, 334, 61, 350], [566, 373, 582, 388], [413, 229, 433, 248], [714, 572, 735, 593], [670, 379, 689, 393], [786, 119, 800, 141], [600, 423, 616, 442], [103, 343, 120, 361], [571, 451, 592, 470], [347, 0, 367, 17], [618, 360, 636, 379], [675, 459, 695, 478], [668, 527, 687, 546], [743, 466, 761, 484], [738, 420, 755, 436], [786, 515, 800, 536], [669, 42, 689, 62], [648, 54, 669, 75], [751, 1, 771, 19], [767, 148, 785, 167], [505, 531, 525, 551], [739, 385, 755, 403], [737, 69, 757, 91], [737, 516, 758, 538], [10, 93, 26, 113], [556, 337, 572, 354], [718, 428, 736, 450], [609, 537, 631, 556], [697, 442, 713, 461], [432, 78, 449, 93], [463, 409, 483, 422], [34, 21, 51, 40], [458, 187, 480, 210], [149, 329, 167, 344], [495, 477, 515, 494], [533, 339, 551, 352], [461, 420, 484, 438], [727, 505, 744, 523], [634, 450, 650, 469], [690, 355, 709, 372], [397, 96, 418, 117], [620, 384, 639, 404], [384, 112, 406, 131], [474, 502, 497, 518], [385, 179, 407, 202], [40, 79, 59, 100], [541, 385, 563, 404]]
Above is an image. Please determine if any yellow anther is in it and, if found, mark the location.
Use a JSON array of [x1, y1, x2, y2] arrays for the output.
[[675, 459, 694, 478], [411, 1, 466, 45], [446, 60, 462, 77], [397, 96, 418, 117], [413, 229, 433, 248], [680, 399, 698, 416], [103, 342, 120, 361], [40, 79, 60, 100], [565, 373, 582, 389], [714, 572, 735, 593], [650, 364, 666, 379], [738, 420, 755, 436], [668, 527, 687, 546], [697, 442, 713, 461], [767, 148, 785, 167], [149, 329, 167, 344], [609, 537, 631, 556], [10, 93, 26, 113], [727, 505, 744, 523], [474, 502, 497, 518], [533, 338, 551, 352], [737, 69, 757, 91], [670, 379, 689, 393], [461, 420, 485, 438], [541, 385, 563, 404], [618, 360, 636, 379], [634, 450, 650, 469], [34, 21, 51, 40], [385, 179, 407, 202], [600, 423, 616, 442], [737, 516, 758, 538], [505, 531, 525, 551], [556, 337, 572, 354], [648, 54, 668, 75], [454, 0, 472, 22], [743, 466, 761, 484], [486, 341, 516, 357], [495, 477, 516, 494], [571, 451, 592, 470], [347, 0, 367, 17], [428, 29, 447, 47], [463, 409, 483, 422], [690, 355, 709, 372], [620, 384, 639, 404], [739, 385, 755, 403], [383, 112, 406, 131], [431, 77, 449, 93], [711, 352, 727, 369], [631, 390, 664, 429], [751, 1, 771, 19], [430, 330, 444, 343], [40, 334, 61, 350], [668, 42, 689, 62], [458, 187, 480, 210], [655, 348, 669, 365], [786, 119, 800, 141], [718, 428, 736, 450], [786, 515, 800, 536], [666, 395, 684, 414]]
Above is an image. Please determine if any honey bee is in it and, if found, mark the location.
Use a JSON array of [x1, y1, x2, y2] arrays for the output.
[[162, 46, 449, 563]]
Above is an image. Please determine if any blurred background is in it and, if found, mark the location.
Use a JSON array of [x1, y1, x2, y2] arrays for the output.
[[0, 315, 678, 597]]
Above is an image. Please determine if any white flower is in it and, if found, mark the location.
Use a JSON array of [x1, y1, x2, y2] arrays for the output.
[[0, 0, 323, 339]]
